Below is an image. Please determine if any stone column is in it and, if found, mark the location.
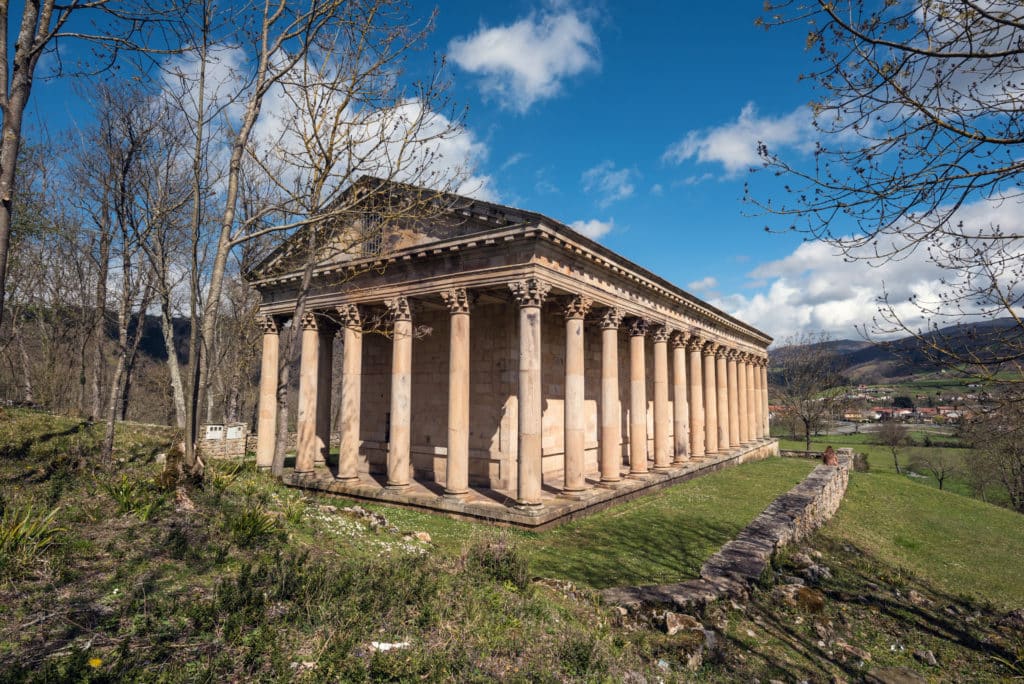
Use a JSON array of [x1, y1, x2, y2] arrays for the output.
[[751, 356, 763, 440], [716, 346, 730, 452], [688, 336, 705, 458], [746, 357, 758, 440], [627, 318, 649, 476], [599, 308, 623, 484], [652, 325, 671, 470], [441, 288, 471, 497], [737, 353, 749, 444], [510, 278, 550, 507], [563, 294, 592, 493], [761, 358, 770, 437], [337, 305, 362, 481], [726, 350, 740, 448], [671, 332, 689, 463], [315, 320, 337, 466], [295, 312, 321, 474], [386, 296, 413, 489], [255, 315, 282, 470], [703, 341, 718, 454]]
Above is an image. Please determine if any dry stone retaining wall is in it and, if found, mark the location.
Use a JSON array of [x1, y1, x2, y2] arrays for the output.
[[602, 449, 853, 611]]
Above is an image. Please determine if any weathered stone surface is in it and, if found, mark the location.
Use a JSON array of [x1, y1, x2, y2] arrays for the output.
[[663, 611, 703, 636]]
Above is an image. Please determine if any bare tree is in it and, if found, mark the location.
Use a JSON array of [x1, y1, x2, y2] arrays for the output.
[[754, 2, 1024, 383], [876, 421, 910, 475], [159, 0, 469, 478], [908, 447, 961, 490], [773, 332, 846, 450], [961, 397, 1024, 512]]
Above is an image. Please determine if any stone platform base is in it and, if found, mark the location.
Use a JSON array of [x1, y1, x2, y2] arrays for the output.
[[285, 439, 779, 530]]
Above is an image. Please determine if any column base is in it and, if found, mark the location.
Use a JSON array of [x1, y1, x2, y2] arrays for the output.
[[627, 471, 651, 480], [514, 502, 544, 515], [652, 465, 672, 472], [385, 482, 410, 491], [335, 475, 360, 483], [443, 489, 469, 500], [598, 478, 624, 489]]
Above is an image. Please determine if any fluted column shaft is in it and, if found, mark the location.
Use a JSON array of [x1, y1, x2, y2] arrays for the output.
[[727, 353, 739, 447], [737, 355, 749, 443], [761, 361, 770, 437], [511, 279, 549, 506], [255, 316, 281, 470], [337, 306, 363, 480], [703, 343, 718, 454], [752, 359, 763, 439], [442, 289, 471, 496], [628, 319, 648, 475], [688, 340, 705, 457], [386, 297, 412, 489], [315, 325, 335, 466], [295, 314, 321, 474], [563, 295, 592, 492], [671, 334, 689, 463], [599, 309, 623, 483], [716, 349, 730, 452], [746, 360, 757, 440], [652, 327, 671, 470]]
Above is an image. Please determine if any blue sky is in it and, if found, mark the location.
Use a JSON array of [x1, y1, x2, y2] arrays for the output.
[[26, 0, 982, 343]]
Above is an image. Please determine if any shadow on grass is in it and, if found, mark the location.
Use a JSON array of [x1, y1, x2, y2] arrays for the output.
[[0, 421, 93, 461], [713, 536, 1021, 681], [525, 517, 741, 589]]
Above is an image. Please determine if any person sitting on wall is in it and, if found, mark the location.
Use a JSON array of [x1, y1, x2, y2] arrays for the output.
[[822, 445, 839, 466]]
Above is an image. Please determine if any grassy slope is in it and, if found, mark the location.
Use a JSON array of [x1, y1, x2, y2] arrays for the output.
[[518, 458, 814, 588], [2, 409, 1022, 681], [825, 471, 1024, 609]]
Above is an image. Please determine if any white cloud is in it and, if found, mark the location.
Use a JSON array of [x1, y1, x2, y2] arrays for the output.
[[569, 218, 614, 240], [448, 10, 599, 113], [650, 183, 664, 196], [687, 276, 718, 292], [663, 102, 810, 176], [711, 196, 1024, 341], [581, 160, 634, 207]]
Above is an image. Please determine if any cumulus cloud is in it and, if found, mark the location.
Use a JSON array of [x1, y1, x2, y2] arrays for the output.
[[581, 161, 635, 207], [687, 276, 718, 292], [663, 102, 810, 176], [569, 218, 614, 240], [448, 9, 599, 113], [710, 196, 1024, 341]]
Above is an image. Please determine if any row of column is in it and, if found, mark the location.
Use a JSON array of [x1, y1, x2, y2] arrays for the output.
[[254, 278, 770, 509]]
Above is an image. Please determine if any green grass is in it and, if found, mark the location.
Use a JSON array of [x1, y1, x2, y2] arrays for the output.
[[2, 407, 1022, 681], [822, 471, 1024, 610], [517, 458, 815, 587]]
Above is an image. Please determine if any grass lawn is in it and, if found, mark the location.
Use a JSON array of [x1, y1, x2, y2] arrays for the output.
[[822, 470, 1024, 610], [517, 457, 815, 587]]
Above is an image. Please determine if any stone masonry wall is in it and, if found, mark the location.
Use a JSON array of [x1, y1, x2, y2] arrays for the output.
[[602, 449, 853, 611]]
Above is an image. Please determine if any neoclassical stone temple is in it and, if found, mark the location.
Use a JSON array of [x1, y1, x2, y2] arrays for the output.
[[249, 178, 776, 527]]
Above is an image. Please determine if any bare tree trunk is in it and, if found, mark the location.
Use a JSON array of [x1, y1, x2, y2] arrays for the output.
[[17, 333, 33, 404], [90, 230, 111, 420], [159, 297, 186, 428]]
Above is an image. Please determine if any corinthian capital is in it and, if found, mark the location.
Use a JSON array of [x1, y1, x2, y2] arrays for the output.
[[509, 278, 550, 308]]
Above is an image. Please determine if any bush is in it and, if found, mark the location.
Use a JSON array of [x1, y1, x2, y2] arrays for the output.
[[465, 539, 530, 590], [101, 475, 167, 521], [0, 505, 62, 576], [223, 506, 282, 549]]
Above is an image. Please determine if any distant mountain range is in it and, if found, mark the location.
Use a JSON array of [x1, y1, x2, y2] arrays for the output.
[[771, 318, 1022, 383]]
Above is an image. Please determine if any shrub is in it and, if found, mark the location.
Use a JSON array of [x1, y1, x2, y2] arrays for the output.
[[465, 539, 530, 590], [223, 506, 281, 549], [101, 475, 167, 521], [0, 505, 62, 576]]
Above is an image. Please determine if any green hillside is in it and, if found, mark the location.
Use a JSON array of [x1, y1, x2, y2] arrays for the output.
[[0, 409, 1020, 681]]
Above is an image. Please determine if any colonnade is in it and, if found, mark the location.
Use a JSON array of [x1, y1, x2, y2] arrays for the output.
[[255, 278, 770, 509]]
